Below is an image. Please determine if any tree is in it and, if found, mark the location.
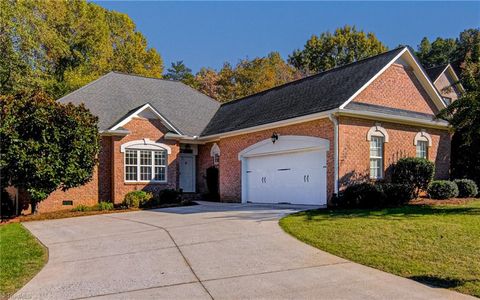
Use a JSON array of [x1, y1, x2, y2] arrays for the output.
[[193, 52, 300, 102], [193, 67, 221, 100], [437, 90, 480, 189], [415, 37, 457, 68], [0, 0, 163, 99], [0, 92, 100, 213], [416, 28, 479, 91], [288, 25, 388, 74], [164, 61, 195, 85]]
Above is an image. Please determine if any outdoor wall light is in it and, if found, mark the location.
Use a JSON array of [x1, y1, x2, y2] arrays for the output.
[[271, 132, 279, 144]]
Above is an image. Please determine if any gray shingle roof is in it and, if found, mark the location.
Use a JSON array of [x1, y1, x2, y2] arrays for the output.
[[345, 102, 448, 125], [425, 65, 447, 82], [201, 47, 405, 136], [58, 72, 220, 136]]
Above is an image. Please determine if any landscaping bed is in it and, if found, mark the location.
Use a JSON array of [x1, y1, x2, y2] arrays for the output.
[[280, 200, 480, 297], [0, 223, 47, 299]]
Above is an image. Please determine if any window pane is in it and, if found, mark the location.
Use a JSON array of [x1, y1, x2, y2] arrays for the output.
[[125, 150, 137, 165], [154, 166, 166, 181], [140, 166, 152, 181], [370, 136, 384, 179], [126, 166, 137, 181], [154, 150, 166, 166], [416, 141, 428, 159], [140, 150, 151, 166]]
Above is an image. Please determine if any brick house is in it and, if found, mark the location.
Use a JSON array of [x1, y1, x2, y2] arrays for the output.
[[20, 47, 458, 212], [426, 63, 464, 105]]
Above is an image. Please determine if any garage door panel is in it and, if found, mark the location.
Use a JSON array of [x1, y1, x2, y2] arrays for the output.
[[244, 149, 327, 205]]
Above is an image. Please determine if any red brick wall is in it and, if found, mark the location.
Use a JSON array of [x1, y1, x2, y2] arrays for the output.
[[25, 117, 180, 213], [111, 118, 180, 204], [29, 137, 112, 213], [354, 63, 439, 115], [196, 142, 217, 194], [216, 118, 334, 203], [434, 72, 460, 102], [338, 116, 450, 188]]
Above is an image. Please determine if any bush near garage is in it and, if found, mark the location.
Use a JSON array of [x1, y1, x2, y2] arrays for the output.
[[453, 179, 478, 198], [158, 189, 182, 204], [428, 181, 459, 199], [95, 201, 114, 211], [392, 157, 435, 197], [340, 183, 386, 208], [123, 191, 153, 208], [378, 183, 415, 206]]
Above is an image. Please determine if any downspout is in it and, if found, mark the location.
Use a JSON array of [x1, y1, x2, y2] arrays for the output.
[[328, 114, 339, 195]]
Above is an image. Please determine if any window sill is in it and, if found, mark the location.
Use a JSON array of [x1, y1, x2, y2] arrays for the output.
[[124, 181, 168, 185]]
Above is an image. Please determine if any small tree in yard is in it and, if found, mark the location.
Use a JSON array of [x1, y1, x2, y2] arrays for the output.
[[0, 92, 100, 214], [392, 157, 435, 198]]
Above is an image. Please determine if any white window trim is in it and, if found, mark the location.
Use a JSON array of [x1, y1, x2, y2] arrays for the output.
[[414, 130, 432, 147], [122, 139, 169, 183], [367, 123, 389, 143], [121, 139, 172, 154], [369, 136, 385, 179], [416, 140, 429, 159]]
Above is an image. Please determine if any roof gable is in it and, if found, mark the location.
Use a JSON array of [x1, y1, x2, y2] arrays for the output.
[[201, 48, 406, 136], [58, 72, 220, 136]]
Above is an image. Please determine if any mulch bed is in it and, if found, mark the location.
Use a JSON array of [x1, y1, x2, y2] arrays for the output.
[[409, 197, 478, 206], [1, 202, 197, 224]]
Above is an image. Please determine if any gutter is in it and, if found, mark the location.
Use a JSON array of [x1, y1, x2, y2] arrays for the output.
[[99, 129, 130, 136], [164, 133, 205, 144], [328, 114, 339, 195]]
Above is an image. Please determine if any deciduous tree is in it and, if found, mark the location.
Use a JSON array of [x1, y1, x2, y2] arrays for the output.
[[288, 25, 387, 74], [0, 93, 100, 213]]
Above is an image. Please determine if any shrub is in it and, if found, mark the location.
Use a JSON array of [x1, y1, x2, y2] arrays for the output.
[[96, 201, 114, 211], [378, 183, 415, 206], [427, 180, 459, 199], [1, 189, 15, 219], [392, 157, 435, 197], [123, 191, 153, 208], [72, 204, 90, 212], [453, 179, 478, 198], [159, 189, 182, 204], [341, 183, 386, 208]]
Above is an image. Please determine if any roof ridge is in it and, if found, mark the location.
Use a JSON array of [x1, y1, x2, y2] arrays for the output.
[[219, 46, 406, 107], [57, 71, 116, 101], [110, 71, 180, 83]]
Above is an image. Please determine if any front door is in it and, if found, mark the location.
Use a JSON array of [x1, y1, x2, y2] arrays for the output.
[[179, 155, 195, 192]]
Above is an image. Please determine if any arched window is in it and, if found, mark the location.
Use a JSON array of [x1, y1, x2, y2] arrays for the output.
[[210, 143, 220, 166], [414, 131, 432, 159], [367, 124, 388, 179], [121, 139, 171, 182]]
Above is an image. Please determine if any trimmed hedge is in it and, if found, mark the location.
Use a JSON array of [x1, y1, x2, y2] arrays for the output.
[[453, 179, 478, 198], [341, 183, 386, 208], [378, 183, 415, 206], [392, 157, 435, 197], [338, 182, 415, 208], [427, 180, 459, 199], [123, 190, 153, 208], [159, 189, 182, 204]]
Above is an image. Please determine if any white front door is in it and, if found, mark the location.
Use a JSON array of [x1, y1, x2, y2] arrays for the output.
[[179, 155, 195, 192], [245, 150, 327, 205]]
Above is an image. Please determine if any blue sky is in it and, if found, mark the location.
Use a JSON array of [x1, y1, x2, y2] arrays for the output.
[[96, 1, 480, 73]]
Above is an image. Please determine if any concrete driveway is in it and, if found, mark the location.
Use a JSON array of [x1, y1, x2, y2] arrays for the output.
[[14, 201, 472, 300]]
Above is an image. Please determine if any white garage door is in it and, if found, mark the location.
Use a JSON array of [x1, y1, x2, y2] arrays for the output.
[[245, 149, 327, 205]]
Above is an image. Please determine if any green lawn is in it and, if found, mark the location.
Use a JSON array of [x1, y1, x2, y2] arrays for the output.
[[280, 201, 480, 297], [0, 223, 47, 299]]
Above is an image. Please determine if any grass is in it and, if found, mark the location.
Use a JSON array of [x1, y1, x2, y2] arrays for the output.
[[0, 223, 47, 299], [279, 200, 480, 297]]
